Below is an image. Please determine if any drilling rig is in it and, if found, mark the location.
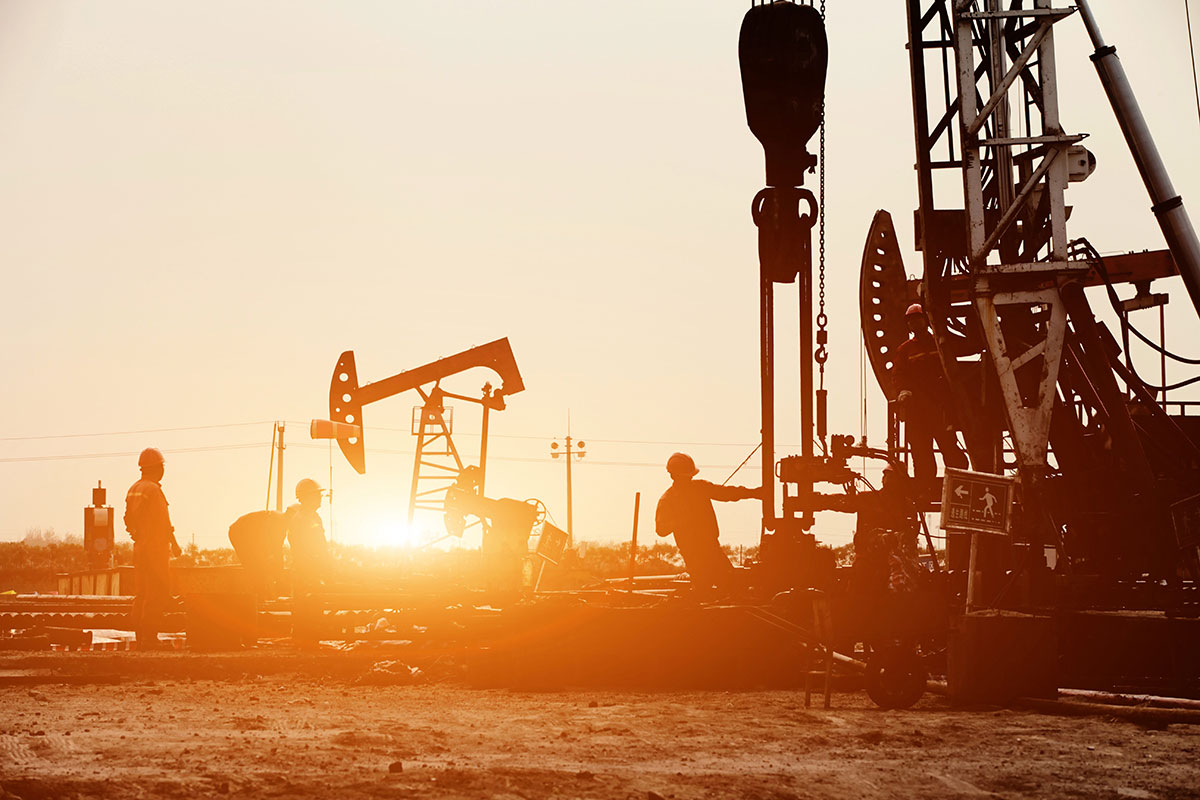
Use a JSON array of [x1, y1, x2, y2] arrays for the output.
[[740, 0, 1200, 702]]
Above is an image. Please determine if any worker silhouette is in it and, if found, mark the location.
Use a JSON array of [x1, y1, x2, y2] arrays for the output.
[[123, 447, 182, 650], [286, 478, 329, 644], [815, 463, 918, 594], [895, 303, 969, 483], [655, 453, 761, 599], [228, 509, 289, 599], [981, 487, 997, 519], [444, 466, 538, 600]]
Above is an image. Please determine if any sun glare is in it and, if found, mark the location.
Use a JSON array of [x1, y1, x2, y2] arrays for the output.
[[364, 518, 427, 550]]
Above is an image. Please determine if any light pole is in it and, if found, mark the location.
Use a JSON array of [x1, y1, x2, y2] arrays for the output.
[[549, 434, 586, 546]]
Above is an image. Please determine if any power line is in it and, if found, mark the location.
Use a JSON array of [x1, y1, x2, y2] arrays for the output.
[[0, 417, 780, 450], [287, 442, 761, 470], [1188, 0, 1200, 131], [0, 438, 764, 471], [0, 421, 274, 442], [0, 443, 266, 463], [288, 422, 766, 448]]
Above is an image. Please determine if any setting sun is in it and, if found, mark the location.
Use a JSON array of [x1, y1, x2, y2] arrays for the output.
[[358, 517, 428, 550]]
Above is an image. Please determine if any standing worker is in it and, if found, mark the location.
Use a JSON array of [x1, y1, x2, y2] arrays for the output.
[[894, 303, 969, 484], [124, 447, 182, 650], [812, 462, 919, 593], [286, 478, 329, 644], [655, 453, 761, 599]]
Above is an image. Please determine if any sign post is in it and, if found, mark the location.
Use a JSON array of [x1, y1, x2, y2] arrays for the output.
[[939, 468, 1017, 611]]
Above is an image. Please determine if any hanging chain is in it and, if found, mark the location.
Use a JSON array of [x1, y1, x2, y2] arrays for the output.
[[814, 0, 829, 389]]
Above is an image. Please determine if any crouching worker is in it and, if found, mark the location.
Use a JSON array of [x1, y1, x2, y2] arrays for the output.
[[228, 509, 289, 599], [444, 466, 537, 602], [655, 452, 761, 600], [286, 478, 329, 645]]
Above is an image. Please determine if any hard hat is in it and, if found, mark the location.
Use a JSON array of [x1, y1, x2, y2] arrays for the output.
[[137, 448, 165, 468], [295, 478, 324, 499], [905, 303, 925, 317], [666, 452, 699, 478]]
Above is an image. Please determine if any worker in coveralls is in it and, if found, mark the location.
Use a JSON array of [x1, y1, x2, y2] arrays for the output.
[[849, 464, 921, 593], [655, 452, 761, 598], [443, 466, 535, 600], [286, 478, 328, 644], [894, 303, 968, 483], [124, 447, 182, 650], [815, 463, 924, 641]]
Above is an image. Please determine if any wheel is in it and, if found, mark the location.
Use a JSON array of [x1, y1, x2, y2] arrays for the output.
[[524, 498, 548, 526], [864, 646, 927, 709]]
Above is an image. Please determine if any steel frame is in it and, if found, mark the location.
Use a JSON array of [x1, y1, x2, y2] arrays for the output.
[[953, 0, 1080, 481], [905, 0, 1198, 583], [408, 387, 467, 525]]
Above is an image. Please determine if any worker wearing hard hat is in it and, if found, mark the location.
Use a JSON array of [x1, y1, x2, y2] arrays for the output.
[[894, 303, 969, 483], [123, 447, 182, 650], [286, 478, 329, 643], [655, 453, 761, 598]]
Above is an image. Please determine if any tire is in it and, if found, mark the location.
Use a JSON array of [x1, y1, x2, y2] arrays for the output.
[[865, 646, 927, 709]]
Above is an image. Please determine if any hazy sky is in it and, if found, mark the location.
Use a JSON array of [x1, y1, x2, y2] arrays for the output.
[[2, 1, 1198, 552]]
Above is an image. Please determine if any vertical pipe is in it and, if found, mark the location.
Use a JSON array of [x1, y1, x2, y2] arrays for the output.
[[566, 436, 574, 548], [761, 270, 776, 530], [408, 404, 425, 526], [275, 423, 285, 514], [966, 532, 979, 612], [479, 405, 490, 498], [988, 0, 1016, 220], [799, 239, 814, 527], [327, 440, 334, 543], [816, 389, 827, 447], [266, 423, 277, 511], [629, 491, 641, 588], [1160, 304, 1167, 406]]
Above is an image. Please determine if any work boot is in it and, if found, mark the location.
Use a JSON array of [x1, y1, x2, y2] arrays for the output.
[[136, 633, 167, 651]]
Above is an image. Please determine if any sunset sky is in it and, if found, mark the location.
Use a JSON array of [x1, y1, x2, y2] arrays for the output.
[[2, 1, 1198, 552]]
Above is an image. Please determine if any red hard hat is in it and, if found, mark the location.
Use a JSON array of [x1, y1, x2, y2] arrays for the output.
[[667, 452, 699, 478], [295, 478, 324, 499], [905, 303, 925, 317], [137, 448, 165, 468]]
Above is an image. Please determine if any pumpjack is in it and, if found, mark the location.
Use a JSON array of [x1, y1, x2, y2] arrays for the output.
[[325, 338, 525, 525], [322, 338, 558, 594]]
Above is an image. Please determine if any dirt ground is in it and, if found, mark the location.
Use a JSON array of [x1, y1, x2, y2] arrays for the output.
[[2, 655, 1199, 800]]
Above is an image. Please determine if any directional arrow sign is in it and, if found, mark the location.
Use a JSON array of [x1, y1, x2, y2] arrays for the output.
[[939, 467, 1016, 536]]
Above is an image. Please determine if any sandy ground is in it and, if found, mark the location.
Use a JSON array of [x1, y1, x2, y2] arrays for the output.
[[2, 660, 1199, 800]]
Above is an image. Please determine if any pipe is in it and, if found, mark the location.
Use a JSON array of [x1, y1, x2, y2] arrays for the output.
[[275, 423, 285, 514], [1059, 688, 1200, 712], [628, 492, 640, 588], [1076, 0, 1200, 318], [761, 270, 776, 529], [924, 679, 1200, 724], [1016, 696, 1200, 726]]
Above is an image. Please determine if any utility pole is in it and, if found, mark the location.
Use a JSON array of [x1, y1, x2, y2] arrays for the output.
[[549, 429, 586, 547], [275, 422, 285, 513]]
